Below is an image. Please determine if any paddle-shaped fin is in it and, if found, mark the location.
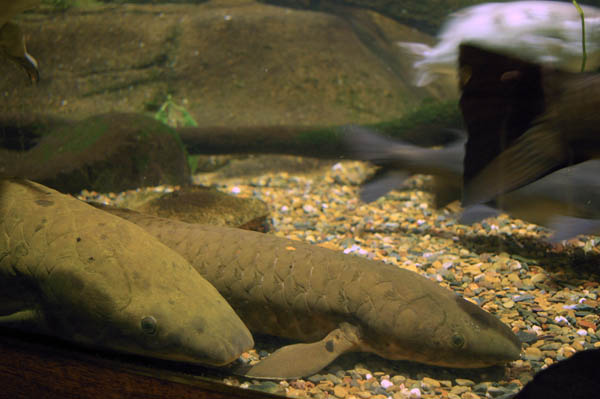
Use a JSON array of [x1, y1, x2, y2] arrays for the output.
[[238, 324, 361, 379], [0, 309, 39, 327]]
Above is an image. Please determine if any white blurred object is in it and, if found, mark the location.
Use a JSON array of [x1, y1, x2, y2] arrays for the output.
[[399, 1, 600, 86]]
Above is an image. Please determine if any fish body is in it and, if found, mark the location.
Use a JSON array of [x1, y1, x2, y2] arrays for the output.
[[0, 179, 253, 366], [99, 205, 522, 379], [344, 126, 600, 240], [399, 1, 600, 87], [0, 0, 40, 82], [460, 160, 600, 240], [459, 44, 600, 206]]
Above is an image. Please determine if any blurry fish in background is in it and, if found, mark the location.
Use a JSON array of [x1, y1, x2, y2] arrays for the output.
[[0, 0, 40, 83], [343, 125, 465, 208], [460, 160, 600, 241], [345, 126, 600, 242], [459, 43, 600, 207], [398, 1, 600, 88]]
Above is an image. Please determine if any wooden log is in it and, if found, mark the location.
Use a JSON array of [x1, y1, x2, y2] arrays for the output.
[[0, 329, 281, 399]]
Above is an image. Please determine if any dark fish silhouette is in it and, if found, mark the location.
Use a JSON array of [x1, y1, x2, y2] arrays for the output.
[[344, 126, 600, 241], [514, 349, 600, 399], [459, 44, 600, 206], [343, 125, 465, 208]]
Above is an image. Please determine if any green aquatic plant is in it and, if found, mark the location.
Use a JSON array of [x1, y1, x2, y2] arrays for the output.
[[572, 0, 587, 71], [154, 95, 198, 128], [153, 95, 200, 174]]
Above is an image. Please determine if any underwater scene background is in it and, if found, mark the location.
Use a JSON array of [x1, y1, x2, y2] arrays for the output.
[[3, 0, 600, 398]]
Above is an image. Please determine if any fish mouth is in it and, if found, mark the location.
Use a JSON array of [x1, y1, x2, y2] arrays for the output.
[[159, 322, 254, 367]]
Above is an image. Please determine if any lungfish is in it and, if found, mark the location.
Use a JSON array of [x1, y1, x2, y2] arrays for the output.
[[0, 179, 253, 366], [99, 205, 522, 379]]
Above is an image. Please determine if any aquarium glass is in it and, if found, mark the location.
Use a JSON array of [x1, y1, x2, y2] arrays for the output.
[[2, 0, 600, 398]]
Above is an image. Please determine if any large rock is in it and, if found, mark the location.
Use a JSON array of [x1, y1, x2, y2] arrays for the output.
[[2, 0, 442, 128], [111, 184, 270, 231], [1, 113, 190, 193]]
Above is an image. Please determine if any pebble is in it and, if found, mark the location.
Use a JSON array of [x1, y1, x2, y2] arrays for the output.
[[455, 379, 475, 387], [530, 273, 547, 284], [502, 300, 515, 309], [451, 386, 470, 395], [334, 385, 347, 398], [421, 377, 440, 388]]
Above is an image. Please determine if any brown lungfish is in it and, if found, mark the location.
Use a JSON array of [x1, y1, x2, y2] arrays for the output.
[[0, 179, 253, 366], [98, 205, 522, 379]]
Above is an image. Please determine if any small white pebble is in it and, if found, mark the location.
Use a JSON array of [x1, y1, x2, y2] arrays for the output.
[[231, 186, 241, 194], [280, 205, 289, 212], [442, 262, 453, 269], [563, 304, 577, 310], [302, 204, 316, 213], [417, 219, 425, 226], [577, 330, 588, 336], [365, 373, 373, 380], [344, 245, 363, 254], [332, 163, 343, 170], [409, 388, 421, 398], [380, 379, 393, 389], [554, 316, 570, 325]]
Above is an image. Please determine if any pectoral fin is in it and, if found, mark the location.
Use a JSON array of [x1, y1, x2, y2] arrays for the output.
[[0, 309, 40, 327], [359, 170, 410, 203], [237, 324, 361, 379]]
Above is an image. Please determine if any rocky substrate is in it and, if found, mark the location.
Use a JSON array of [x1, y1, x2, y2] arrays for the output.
[[79, 156, 600, 399]]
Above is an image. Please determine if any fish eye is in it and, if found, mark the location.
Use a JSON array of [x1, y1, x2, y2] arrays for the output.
[[141, 316, 157, 335], [451, 333, 465, 348]]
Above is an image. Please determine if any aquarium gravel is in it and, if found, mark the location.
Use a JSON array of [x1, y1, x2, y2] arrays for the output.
[[80, 158, 600, 399]]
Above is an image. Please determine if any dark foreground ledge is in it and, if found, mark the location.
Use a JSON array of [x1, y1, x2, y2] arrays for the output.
[[0, 329, 280, 399]]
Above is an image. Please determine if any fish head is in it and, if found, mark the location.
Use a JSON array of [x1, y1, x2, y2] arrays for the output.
[[366, 279, 521, 368], [41, 239, 253, 367], [415, 293, 522, 368]]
